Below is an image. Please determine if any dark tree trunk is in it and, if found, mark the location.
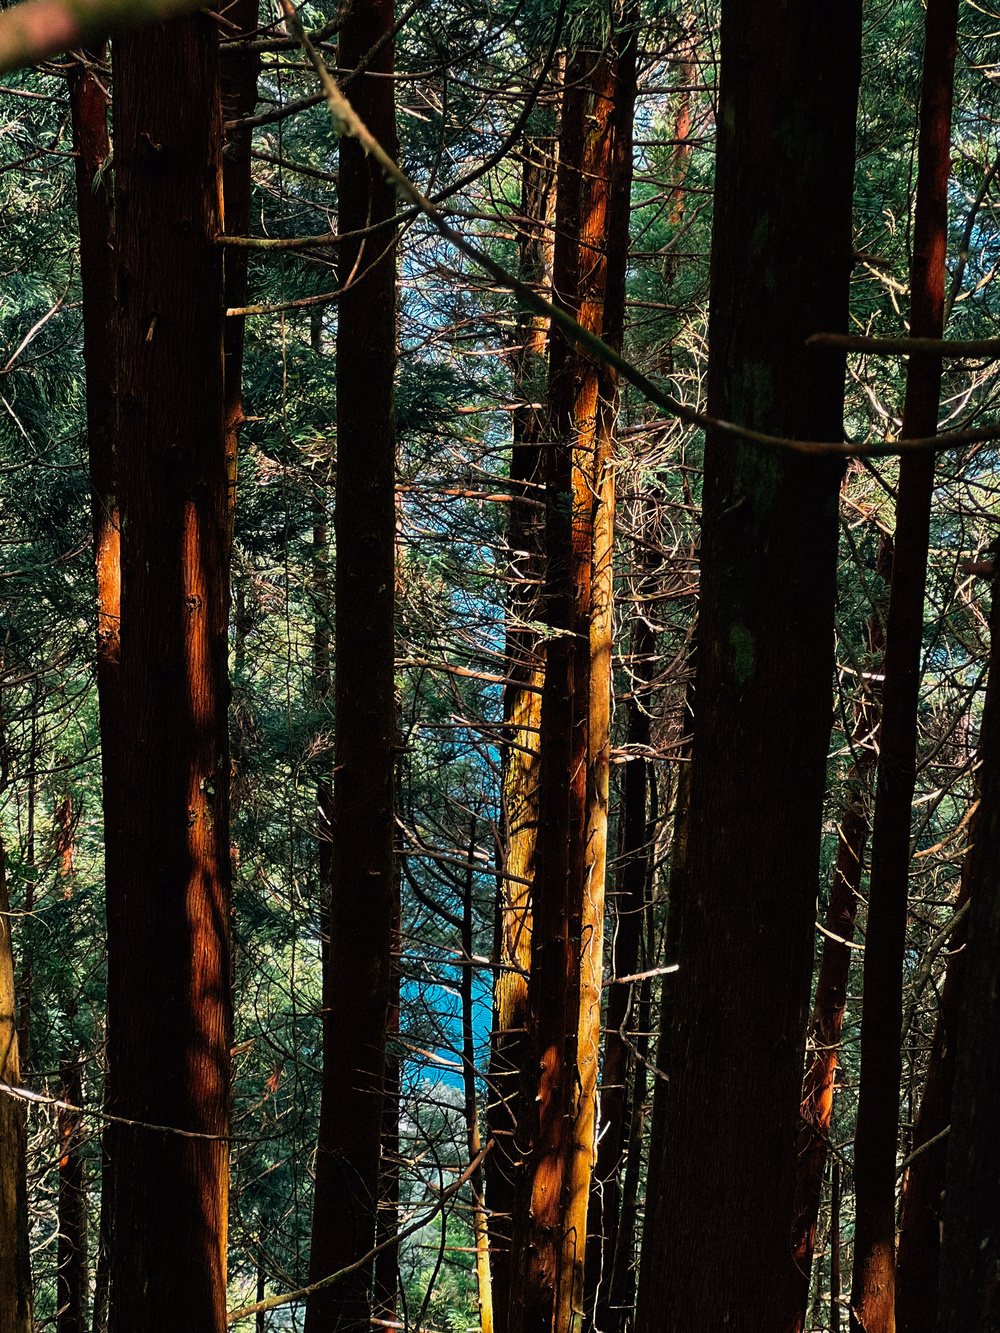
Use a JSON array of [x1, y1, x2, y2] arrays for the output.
[[107, 17, 231, 1333], [938, 574, 1000, 1333], [304, 0, 398, 1327], [634, 3, 862, 1328], [894, 837, 970, 1333], [783, 530, 891, 1332], [849, 6, 957, 1329], [0, 839, 31, 1333], [57, 1056, 88, 1333]]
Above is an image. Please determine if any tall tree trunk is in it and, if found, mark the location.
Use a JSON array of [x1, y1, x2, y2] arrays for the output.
[[304, 0, 398, 1326], [634, 3, 862, 1328], [107, 18, 231, 1333], [938, 572, 1000, 1332], [783, 529, 892, 1332], [849, 5, 957, 1329], [894, 835, 971, 1333], [68, 50, 118, 1333], [508, 40, 617, 1333], [57, 1055, 88, 1333], [488, 126, 554, 1333], [69, 50, 119, 1333], [580, 25, 637, 1326], [0, 840, 31, 1333]]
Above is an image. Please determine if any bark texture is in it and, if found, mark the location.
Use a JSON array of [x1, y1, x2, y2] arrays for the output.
[[488, 131, 554, 1333], [507, 42, 619, 1333], [304, 0, 398, 1325], [634, 4, 861, 1328], [850, 5, 957, 1328], [108, 18, 231, 1333]]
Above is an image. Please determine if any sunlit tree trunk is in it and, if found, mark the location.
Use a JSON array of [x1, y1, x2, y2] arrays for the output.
[[634, 3, 862, 1327], [508, 41, 618, 1333], [304, 0, 398, 1326], [488, 125, 555, 1333], [0, 840, 31, 1333], [107, 17, 231, 1333], [850, 5, 957, 1328]]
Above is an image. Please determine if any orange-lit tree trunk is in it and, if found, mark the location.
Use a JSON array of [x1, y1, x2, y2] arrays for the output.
[[0, 840, 31, 1333], [938, 570, 1000, 1332], [849, 4, 957, 1328], [57, 1056, 87, 1333], [107, 17, 231, 1333], [783, 530, 892, 1332], [304, 0, 397, 1326], [634, 2, 862, 1327], [580, 21, 637, 1331], [488, 127, 554, 1333], [508, 41, 618, 1333], [68, 52, 117, 1333]]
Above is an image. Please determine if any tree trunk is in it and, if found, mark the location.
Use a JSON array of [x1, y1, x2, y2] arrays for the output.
[[580, 28, 637, 1325], [107, 18, 231, 1333], [849, 5, 957, 1329], [938, 573, 1000, 1333], [508, 41, 617, 1333], [304, 0, 398, 1326], [634, 3, 862, 1328], [488, 125, 554, 1333], [894, 838, 970, 1333], [0, 840, 31, 1333], [783, 530, 892, 1332], [57, 1055, 88, 1333], [68, 51, 118, 1333]]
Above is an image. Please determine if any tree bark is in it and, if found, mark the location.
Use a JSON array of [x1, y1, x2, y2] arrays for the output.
[[488, 125, 554, 1333], [507, 41, 618, 1333], [783, 530, 891, 1332], [0, 840, 31, 1333], [57, 1055, 88, 1333], [938, 574, 1000, 1333], [634, 3, 862, 1328], [849, 5, 957, 1329], [107, 17, 231, 1333], [304, 0, 398, 1327]]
